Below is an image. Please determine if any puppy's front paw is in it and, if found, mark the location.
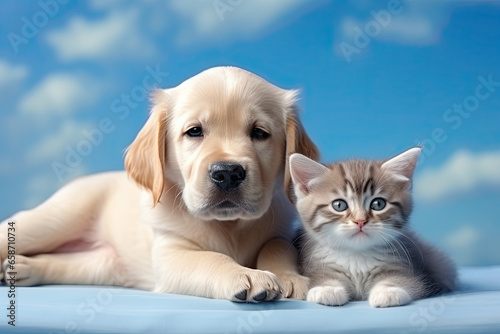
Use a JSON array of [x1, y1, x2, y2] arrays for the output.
[[2, 255, 42, 286], [228, 269, 282, 303], [307, 285, 349, 306], [369, 285, 411, 308], [277, 271, 310, 300], [0, 240, 5, 282], [0, 257, 4, 282]]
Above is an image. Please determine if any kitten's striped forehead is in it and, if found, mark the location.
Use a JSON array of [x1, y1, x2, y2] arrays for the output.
[[328, 160, 381, 196]]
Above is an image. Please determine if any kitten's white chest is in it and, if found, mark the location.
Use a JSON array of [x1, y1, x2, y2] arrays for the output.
[[321, 248, 386, 297], [331, 252, 382, 275]]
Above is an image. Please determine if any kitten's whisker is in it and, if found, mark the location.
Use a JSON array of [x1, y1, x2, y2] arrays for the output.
[[388, 229, 426, 272], [381, 231, 415, 275], [391, 236, 413, 272], [296, 235, 316, 260], [302, 239, 322, 276], [378, 233, 403, 263]]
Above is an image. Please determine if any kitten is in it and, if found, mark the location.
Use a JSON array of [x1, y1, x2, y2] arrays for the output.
[[290, 147, 456, 308]]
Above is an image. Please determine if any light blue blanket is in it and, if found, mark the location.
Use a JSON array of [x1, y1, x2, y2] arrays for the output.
[[1, 266, 499, 333]]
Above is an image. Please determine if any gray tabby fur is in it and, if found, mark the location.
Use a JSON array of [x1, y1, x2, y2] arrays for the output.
[[290, 147, 456, 307]]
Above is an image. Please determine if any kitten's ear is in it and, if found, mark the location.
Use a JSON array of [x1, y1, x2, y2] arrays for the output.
[[289, 153, 329, 194], [381, 147, 421, 181]]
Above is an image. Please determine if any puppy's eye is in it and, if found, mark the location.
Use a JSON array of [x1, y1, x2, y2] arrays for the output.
[[186, 127, 203, 137], [251, 127, 270, 141]]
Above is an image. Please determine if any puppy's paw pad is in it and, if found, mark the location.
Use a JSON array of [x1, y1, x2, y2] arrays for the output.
[[278, 272, 310, 300], [307, 285, 349, 306], [229, 270, 282, 303], [246, 270, 282, 302], [234, 290, 248, 301], [369, 286, 411, 308], [252, 290, 267, 302]]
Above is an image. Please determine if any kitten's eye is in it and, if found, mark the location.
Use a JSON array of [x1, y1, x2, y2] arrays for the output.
[[186, 127, 203, 137], [251, 127, 270, 140], [332, 199, 348, 212], [370, 198, 386, 211]]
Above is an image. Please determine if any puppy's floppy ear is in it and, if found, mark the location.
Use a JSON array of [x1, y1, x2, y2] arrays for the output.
[[283, 90, 319, 201], [125, 89, 169, 206]]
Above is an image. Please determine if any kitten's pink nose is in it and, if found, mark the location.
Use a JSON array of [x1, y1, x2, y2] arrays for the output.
[[355, 220, 367, 228]]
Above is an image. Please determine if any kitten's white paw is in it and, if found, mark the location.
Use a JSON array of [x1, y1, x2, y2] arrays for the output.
[[369, 285, 411, 308], [307, 285, 349, 306]]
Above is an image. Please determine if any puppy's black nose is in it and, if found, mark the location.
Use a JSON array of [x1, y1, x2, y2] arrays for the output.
[[209, 162, 246, 190]]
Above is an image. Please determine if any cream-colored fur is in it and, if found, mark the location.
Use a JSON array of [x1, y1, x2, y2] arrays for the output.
[[0, 67, 318, 302]]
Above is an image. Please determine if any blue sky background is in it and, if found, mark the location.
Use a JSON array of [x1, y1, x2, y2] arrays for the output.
[[0, 0, 499, 267]]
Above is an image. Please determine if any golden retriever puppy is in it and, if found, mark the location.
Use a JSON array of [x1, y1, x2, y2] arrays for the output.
[[0, 67, 318, 302]]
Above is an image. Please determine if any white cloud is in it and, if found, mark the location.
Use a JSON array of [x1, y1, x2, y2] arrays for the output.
[[23, 173, 57, 209], [340, 15, 436, 45], [26, 120, 94, 164], [414, 150, 500, 201], [445, 225, 480, 249], [0, 60, 29, 88], [374, 0, 447, 46], [45, 8, 155, 61], [62, 0, 314, 50], [337, 1, 448, 47], [169, 0, 312, 46], [336, 0, 500, 49], [23, 165, 88, 209], [373, 16, 438, 45], [18, 73, 101, 116], [444, 225, 481, 266], [21, 119, 93, 206], [23, 120, 93, 208]]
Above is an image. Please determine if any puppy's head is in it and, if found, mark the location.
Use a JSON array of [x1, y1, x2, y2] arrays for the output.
[[125, 67, 317, 221]]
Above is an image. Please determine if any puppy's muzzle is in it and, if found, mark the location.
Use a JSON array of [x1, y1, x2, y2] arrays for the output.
[[209, 162, 246, 191]]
